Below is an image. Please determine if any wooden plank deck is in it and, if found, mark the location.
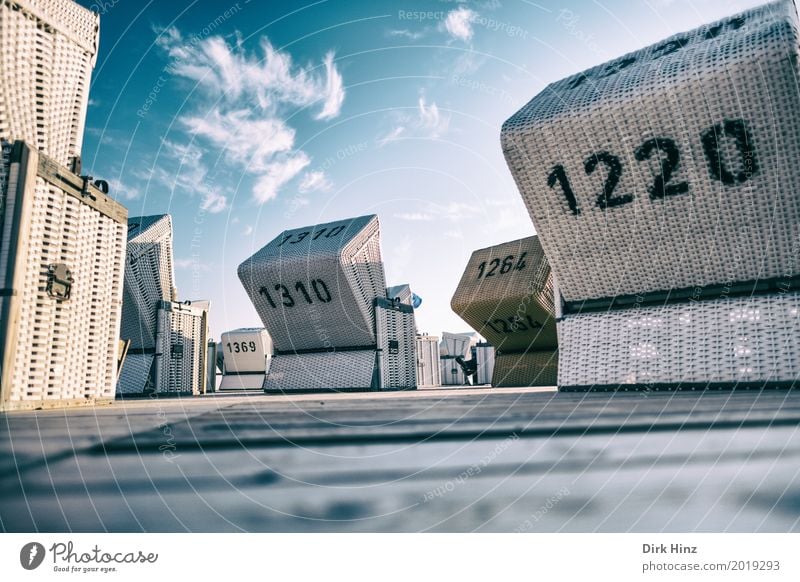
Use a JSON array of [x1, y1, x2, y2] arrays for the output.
[[1, 387, 799, 532]]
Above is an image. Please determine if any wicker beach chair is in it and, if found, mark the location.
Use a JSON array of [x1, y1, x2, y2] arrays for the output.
[[501, 1, 800, 390], [238, 214, 417, 392], [451, 236, 558, 387], [219, 327, 273, 390], [0, 142, 127, 410], [117, 214, 176, 395]]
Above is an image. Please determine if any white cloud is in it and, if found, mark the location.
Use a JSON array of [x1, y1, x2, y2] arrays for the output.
[[417, 97, 448, 138], [155, 26, 345, 205], [242, 225, 254, 236], [388, 29, 424, 41], [252, 154, 310, 204], [317, 52, 345, 121], [444, 8, 477, 42], [436, 201, 479, 222], [377, 97, 449, 146], [106, 178, 139, 200], [298, 170, 333, 193], [201, 190, 227, 213], [150, 140, 228, 213], [376, 126, 406, 147], [174, 257, 213, 272], [182, 109, 295, 171], [395, 212, 434, 221]]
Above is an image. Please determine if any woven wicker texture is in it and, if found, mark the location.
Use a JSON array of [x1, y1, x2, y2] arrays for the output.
[[121, 215, 175, 350], [440, 332, 478, 358], [239, 215, 386, 352], [220, 328, 272, 375], [440, 357, 467, 385], [558, 292, 800, 388], [116, 353, 154, 395], [451, 235, 557, 351], [475, 345, 495, 385], [0, 143, 126, 408], [387, 284, 413, 305], [0, 0, 98, 167], [263, 350, 376, 392], [493, 350, 559, 387], [153, 300, 208, 395], [416, 335, 441, 386], [219, 373, 266, 390], [375, 301, 417, 390], [501, 0, 800, 303]]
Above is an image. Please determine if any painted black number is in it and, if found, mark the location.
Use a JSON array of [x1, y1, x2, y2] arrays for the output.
[[295, 281, 313, 304], [326, 225, 346, 238], [509, 316, 528, 331], [584, 151, 632, 209], [493, 318, 511, 333], [652, 36, 688, 58], [290, 231, 309, 244], [275, 284, 295, 307], [259, 286, 277, 308], [701, 119, 758, 185], [599, 56, 636, 79], [547, 164, 580, 216], [635, 137, 689, 199], [526, 315, 543, 329], [478, 254, 526, 279], [249, 341, 257, 351], [312, 279, 332, 303]]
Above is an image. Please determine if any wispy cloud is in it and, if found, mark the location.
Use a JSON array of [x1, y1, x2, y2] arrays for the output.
[[387, 29, 424, 41], [417, 98, 448, 138], [252, 153, 310, 204], [443, 7, 477, 42], [242, 225, 253, 236], [377, 97, 450, 146], [174, 257, 213, 272], [298, 170, 333, 193], [106, 178, 140, 200], [154, 26, 345, 205], [395, 212, 434, 222], [158, 140, 228, 213], [376, 126, 406, 147], [318, 52, 344, 121], [394, 202, 481, 226]]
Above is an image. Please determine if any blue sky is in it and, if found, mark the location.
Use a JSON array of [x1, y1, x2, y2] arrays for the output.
[[78, 0, 764, 341]]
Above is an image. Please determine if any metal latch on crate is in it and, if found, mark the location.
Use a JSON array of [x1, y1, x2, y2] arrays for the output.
[[46, 264, 73, 301]]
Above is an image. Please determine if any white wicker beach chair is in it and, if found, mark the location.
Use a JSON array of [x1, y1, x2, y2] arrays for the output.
[[416, 334, 441, 387], [117, 214, 175, 394], [0, 0, 99, 168], [219, 327, 273, 390], [450, 236, 558, 387], [152, 300, 209, 395], [501, 0, 800, 390], [0, 142, 127, 410], [238, 215, 417, 392]]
